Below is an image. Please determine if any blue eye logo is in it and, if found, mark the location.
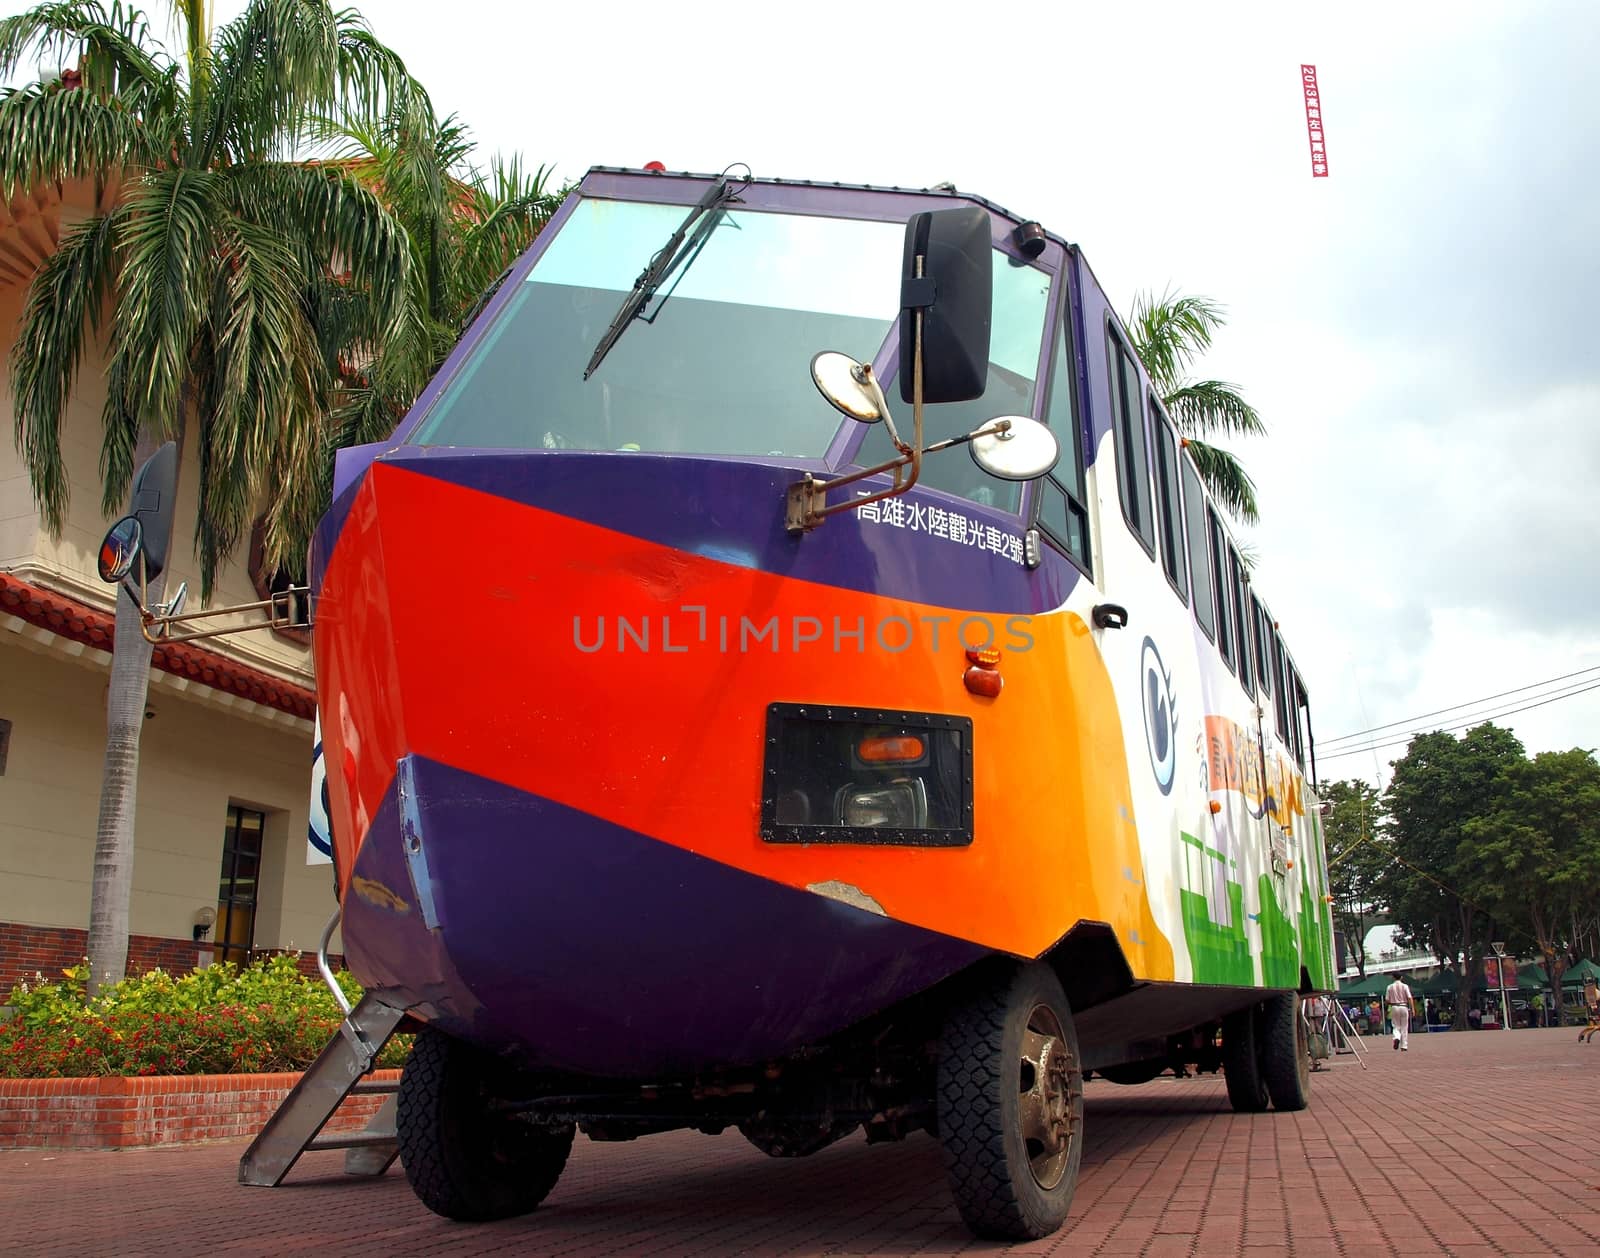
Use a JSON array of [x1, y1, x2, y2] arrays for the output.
[[1141, 637, 1178, 795], [308, 729, 333, 860]]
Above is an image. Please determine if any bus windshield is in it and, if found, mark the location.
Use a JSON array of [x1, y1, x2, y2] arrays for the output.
[[409, 197, 906, 457]]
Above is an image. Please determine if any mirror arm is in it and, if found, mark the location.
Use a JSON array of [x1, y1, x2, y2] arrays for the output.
[[135, 587, 313, 645]]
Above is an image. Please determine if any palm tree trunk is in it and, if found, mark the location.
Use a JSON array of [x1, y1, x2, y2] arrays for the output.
[[85, 427, 178, 995], [86, 584, 160, 992]]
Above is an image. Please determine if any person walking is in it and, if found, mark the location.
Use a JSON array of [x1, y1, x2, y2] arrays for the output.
[[1580, 977, 1600, 1043], [1385, 975, 1414, 1052]]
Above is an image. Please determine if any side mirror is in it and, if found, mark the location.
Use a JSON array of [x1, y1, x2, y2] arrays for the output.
[[126, 441, 178, 580], [97, 515, 144, 582], [969, 416, 1059, 481], [899, 206, 992, 404]]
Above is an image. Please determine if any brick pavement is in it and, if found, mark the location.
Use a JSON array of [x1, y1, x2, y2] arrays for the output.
[[3, 1025, 1598, 1256]]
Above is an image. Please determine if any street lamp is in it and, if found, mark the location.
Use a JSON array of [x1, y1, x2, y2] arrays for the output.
[[1491, 941, 1511, 1030]]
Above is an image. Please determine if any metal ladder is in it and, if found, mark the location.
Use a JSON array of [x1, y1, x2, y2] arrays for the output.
[[238, 908, 408, 1186]]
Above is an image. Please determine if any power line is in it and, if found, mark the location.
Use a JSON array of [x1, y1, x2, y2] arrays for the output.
[[1321, 664, 1600, 749], [1319, 679, 1600, 762]]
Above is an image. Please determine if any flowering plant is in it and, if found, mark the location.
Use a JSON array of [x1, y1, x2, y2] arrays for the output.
[[0, 956, 409, 1077]]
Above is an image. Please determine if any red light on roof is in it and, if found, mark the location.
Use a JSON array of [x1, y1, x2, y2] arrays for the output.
[[644, 161, 666, 173]]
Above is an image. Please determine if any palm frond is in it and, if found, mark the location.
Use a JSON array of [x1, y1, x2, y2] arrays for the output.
[[223, 160, 409, 327], [1184, 437, 1259, 525], [1164, 378, 1266, 441], [1127, 289, 1226, 398], [107, 165, 218, 433], [8, 209, 121, 531], [0, 82, 165, 196], [0, 1, 164, 91]]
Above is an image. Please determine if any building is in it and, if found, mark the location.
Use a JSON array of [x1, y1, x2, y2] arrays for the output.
[[0, 178, 335, 990]]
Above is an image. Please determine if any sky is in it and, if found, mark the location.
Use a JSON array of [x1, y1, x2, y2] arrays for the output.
[[10, 0, 1600, 788]]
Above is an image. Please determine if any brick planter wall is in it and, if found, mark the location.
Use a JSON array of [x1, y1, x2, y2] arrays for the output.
[[0, 922, 345, 991], [0, 1069, 400, 1150]]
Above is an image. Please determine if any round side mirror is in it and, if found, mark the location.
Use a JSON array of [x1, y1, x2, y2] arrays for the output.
[[969, 416, 1059, 481], [97, 516, 145, 583], [810, 351, 885, 424]]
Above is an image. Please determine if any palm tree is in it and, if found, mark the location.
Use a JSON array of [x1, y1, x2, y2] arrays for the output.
[[0, 0, 416, 991], [1126, 290, 1265, 524], [282, 95, 562, 546]]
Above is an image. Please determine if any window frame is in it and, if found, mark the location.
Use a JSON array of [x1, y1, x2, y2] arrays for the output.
[[1230, 548, 1253, 696], [1181, 456, 1215, 641], [1150, 401, 1188, 603], [1208, 508, 1235, 673], [1105, 323, 1155, 557], [1033, 278, 1093, 575], [216, 804, 265, 967]]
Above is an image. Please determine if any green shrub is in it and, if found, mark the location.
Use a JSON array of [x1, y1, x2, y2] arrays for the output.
[[0, 955, 409, 1078]]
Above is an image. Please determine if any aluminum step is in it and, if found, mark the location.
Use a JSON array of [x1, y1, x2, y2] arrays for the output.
[[238, 993, 407, 1187]]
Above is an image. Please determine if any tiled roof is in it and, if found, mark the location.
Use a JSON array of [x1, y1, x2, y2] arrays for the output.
[[0, 571, 315, 719]]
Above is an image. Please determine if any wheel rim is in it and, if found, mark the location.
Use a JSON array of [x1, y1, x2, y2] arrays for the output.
[[1017, 1002, 1080, 1190]]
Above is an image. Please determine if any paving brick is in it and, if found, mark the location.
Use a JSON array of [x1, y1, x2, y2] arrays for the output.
[[1, 1024, 1597, 1254]]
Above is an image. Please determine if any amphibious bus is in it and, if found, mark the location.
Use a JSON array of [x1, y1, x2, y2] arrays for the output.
[[104, 164, 1334, 1241]]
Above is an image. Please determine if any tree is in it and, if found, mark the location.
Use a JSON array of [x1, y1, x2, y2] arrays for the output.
[[1320, 778, 1386, 977], [1459, 749, 1600, 1026], [1381, 723, 1525, 1029], [288, 94, 561, 547], [0, 0, 414, 991], [1126, 290, 1265, 524]]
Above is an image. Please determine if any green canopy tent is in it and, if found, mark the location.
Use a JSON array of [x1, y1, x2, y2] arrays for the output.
[[1336, 973, 1393, 998], [1560, 958, 1600, 987]]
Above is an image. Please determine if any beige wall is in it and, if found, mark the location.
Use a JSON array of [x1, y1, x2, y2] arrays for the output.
[[0, 637, 333, 952]]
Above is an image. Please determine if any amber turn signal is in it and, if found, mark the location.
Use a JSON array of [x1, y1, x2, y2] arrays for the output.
[[1208, 800, 1222, 815], [858, 735, 926, 764], [965, 646, 1003, 668]]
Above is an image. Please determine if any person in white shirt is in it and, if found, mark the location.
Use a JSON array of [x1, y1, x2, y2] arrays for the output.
[[1385, 977, 1414, 1051]]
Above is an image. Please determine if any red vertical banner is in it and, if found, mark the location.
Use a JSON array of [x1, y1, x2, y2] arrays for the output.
[[1301, 64, 1329, 177]]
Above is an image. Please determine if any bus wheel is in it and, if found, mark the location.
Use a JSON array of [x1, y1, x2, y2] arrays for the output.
[[1222, 1005, 1270, 1113], [1258, 993, 1311, 1111], [936, 962, 1083, 1241], [397, 1027, 574, 1221]]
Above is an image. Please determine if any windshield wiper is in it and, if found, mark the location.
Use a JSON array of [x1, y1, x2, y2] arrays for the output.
[[583, 166, 750, 380]]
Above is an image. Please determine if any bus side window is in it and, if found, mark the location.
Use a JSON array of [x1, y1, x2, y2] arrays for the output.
[[1208, 508, 1234, 672], [1252, 596, 1273, 701], [1182, 458, 1215, 640], [1151, 404, 1187, 602], [1294, 670, 1313, 773], [1106, 330, 1154, 555], [1230, 548, 1252, 695], [1271, 635, 1292, 750], [1037, 303, 1092, 571]]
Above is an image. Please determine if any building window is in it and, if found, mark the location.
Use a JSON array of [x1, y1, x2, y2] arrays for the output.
[[216, 805, 264, 965]]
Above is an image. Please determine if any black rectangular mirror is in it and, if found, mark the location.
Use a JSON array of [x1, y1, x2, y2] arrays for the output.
[[127, 440, 178, 580], [899, 206, 992, 404]]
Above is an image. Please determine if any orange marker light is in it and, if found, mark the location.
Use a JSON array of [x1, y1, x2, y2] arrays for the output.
[[965, 646, 1003, 668], [1208, 801, 1222, 815], [859, 735, 926, 764]]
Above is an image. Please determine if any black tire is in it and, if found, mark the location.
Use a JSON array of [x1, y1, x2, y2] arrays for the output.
[[1222, 1005, 1269, 1113], [936, 962, 1084, 1241], [397, 1027, 574, 1221], [1098, 1059, 1165, 1086], [1258, 993, 1311, 1111], [738, 1116, 859, 1158]]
